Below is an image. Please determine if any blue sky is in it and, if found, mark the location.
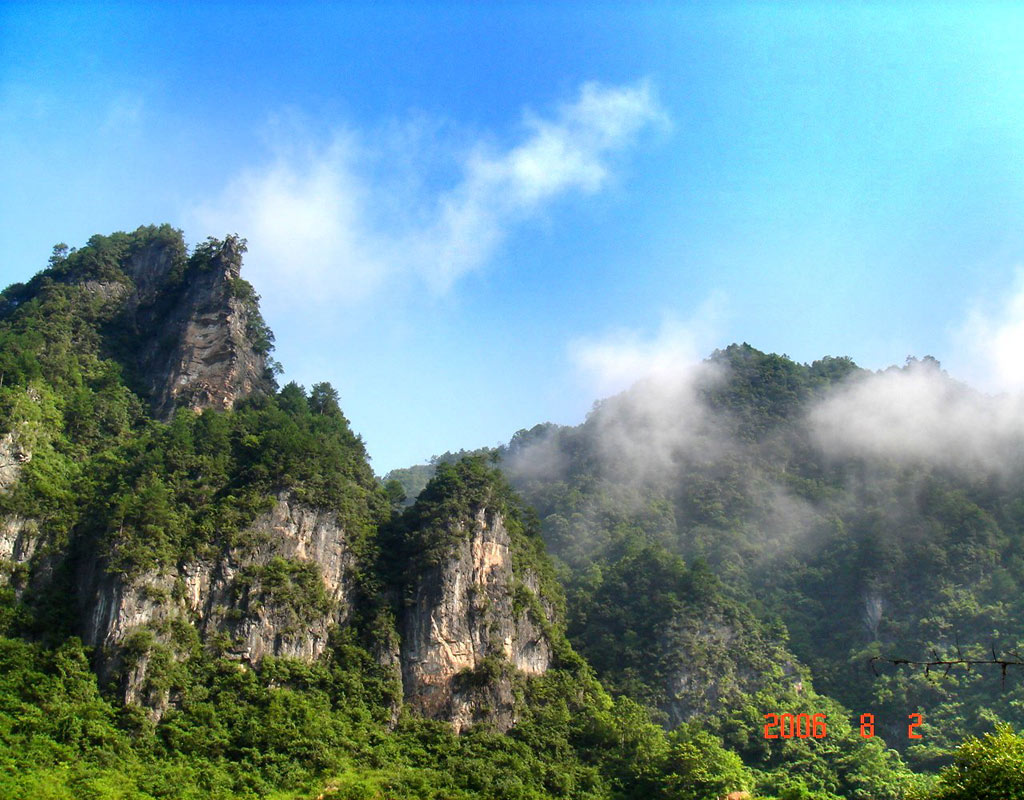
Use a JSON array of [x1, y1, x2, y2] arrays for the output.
[[3, 2, 1024, 473]]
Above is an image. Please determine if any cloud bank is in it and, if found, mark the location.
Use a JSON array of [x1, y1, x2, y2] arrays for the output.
[[809, 359, 1024, 474], [190, 80, 665, 311], [561, 270, 1024, 482], [809, 273, 1024, 475]]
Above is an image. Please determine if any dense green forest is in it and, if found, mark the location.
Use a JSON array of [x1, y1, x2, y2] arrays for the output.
[[0, 226, 1022, 799]]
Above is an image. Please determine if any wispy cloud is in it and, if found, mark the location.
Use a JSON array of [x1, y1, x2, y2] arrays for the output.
[[567, 296, 725, 397], [190, 80, 666, 312], [557, 298, 729, 484], [954, 267, 1024, 392], [805, 268, 1024, 475], [795, 269, 1024, 476], [101, 93, 144, 135]]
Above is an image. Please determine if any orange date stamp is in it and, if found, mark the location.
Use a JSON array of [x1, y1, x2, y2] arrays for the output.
[[763, 712, 924, 739]]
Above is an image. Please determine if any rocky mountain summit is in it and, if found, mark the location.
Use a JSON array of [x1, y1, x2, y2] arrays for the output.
[[127, 234, 275, 419]]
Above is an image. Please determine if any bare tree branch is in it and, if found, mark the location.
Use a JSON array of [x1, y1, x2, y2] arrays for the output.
[[870, 645, 1024, 689]]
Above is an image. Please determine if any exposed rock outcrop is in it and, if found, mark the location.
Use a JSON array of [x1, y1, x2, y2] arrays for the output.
[[77, 497, 556, 730], [1, 227, 557, 735], [79, 494, 356, 714], [0, 433, 40, 594], [659, 609, 803, 728], [0, 431, 30, 493], [65, 233, 273, 418], [400, 507, 553, 732], [130, 237, 274, 418], [0, 516, 39, 565]]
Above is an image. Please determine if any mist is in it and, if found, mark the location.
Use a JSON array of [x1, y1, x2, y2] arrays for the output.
[[808, 358, 1024, 476], [500, 342, 1024, 575]]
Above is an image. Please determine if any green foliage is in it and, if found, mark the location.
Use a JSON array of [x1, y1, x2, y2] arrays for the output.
[[930, 724, 1024, 800], [656, 725, 750, 800], [565, 536, 752, 711], [383, 446, 497, 507], [0, 381, 387, 581], [383, 479, 407, 510], [390, 456, 565, 629], [395, 456, 514, 571], [482, 342, 1024, 784], [0, 617, 761, 800], [234, 557, 335, 631], [0, 232, 985, 799]]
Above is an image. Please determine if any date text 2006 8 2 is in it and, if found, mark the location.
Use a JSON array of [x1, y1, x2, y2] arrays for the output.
[[763, 713, 924, 739]]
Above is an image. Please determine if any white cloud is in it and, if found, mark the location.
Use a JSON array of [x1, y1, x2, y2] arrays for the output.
[[192, 132, 395, 306], [805, 269, 1024, 475], [561, 299, 729, 484], [190, 80, 665, 312], [954, 268, 1024, 392], [568, 296, 725, 397]]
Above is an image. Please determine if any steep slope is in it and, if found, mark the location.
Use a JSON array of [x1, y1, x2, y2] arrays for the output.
[[78, 494, 361, 713], [128, 234, 276, 418], [0, 226, 385, 718], [492, 345, 1024, 768], [0, 227, 571, 733], [0, 226, 275, 421]]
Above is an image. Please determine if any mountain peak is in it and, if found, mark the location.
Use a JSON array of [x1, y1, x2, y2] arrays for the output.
[[128, 232, 277, 418], [2, 225, 278, 419]]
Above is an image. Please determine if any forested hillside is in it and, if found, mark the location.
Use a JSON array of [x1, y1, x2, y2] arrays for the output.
[[395, 344, 1024, 783], [0, 226, 1021, 799]]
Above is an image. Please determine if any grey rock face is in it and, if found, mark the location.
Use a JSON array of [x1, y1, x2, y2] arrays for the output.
[[659, 610, 799, 728], [0, 433, 40, 594], [124, 241, 179, 307], [400, 507, 552, 732], [132, 238, 274, 419], [80, 494, 355, 714], [66, 236, 272, 418], [0, 431, 30, 493], [0, 516, 38, 564]]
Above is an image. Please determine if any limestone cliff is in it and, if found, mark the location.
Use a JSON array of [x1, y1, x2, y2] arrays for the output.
[[78, 494, 356, 713], [0, 431, 29, 493], [57, 232, 272, 418], [0, 516, 38, 569], [1, 230, 277, 612], [127, 236, 275, 418], [68, 491, 558, 730], [399, 506, 553, 732], [0, 228, 558, 735], [659, 607, 806, 728]]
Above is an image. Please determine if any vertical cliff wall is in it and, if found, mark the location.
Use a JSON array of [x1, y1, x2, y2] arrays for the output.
[[399, 505, 554, 732], [128, 236, 275, 418]]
